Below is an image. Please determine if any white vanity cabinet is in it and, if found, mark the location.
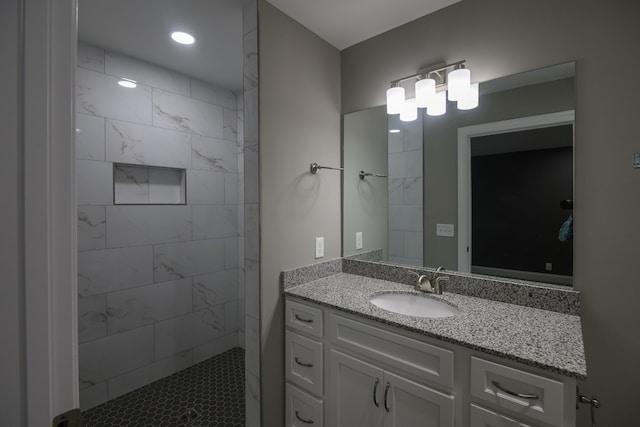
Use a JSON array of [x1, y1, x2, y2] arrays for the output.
[[329, 350, 454, 426], [284, 297, 577, 427]]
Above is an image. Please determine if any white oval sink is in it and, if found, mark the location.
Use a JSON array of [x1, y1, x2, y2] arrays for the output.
[[370, 292, 459, 318]]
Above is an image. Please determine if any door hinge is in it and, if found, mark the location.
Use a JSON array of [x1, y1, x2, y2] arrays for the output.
[[52, 408, 81, 427]]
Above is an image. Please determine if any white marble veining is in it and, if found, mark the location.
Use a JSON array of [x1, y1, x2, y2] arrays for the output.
[[78, 294, 107, 343], [75, 113, 105, 161], [77, 206, 106, 251], [106, 206, 191, 248], [192, 135, 238, 173], [153, 89, 223, 137], [108, 350, 193, 400], [113, 164, 149, 204], [154, 308, 225, 360], [106, 278, 193, 334], [192, 205, 237, 240], [225, 300, 239, 334], [388, 178, 403, 205], [192, 269, 239, 311], [403, 177, 423, 205], [76, 67, 152, 124], [388, 231, 404, 257], [186, 169, 226, 205], [244, 259, 259, 320], [223, 108, 238, 141], [190, 78, 237, 110], [106, 119, 191, 169], [76, 160, 113, 205], [78, 246, 153, 296], [244, 315, 260, 376], [105, 50, 190, 97], [153, 239, 226, 282], [79, 325, 154, 388], [243, 29, 258, 90], [77, 42, 105, 73]]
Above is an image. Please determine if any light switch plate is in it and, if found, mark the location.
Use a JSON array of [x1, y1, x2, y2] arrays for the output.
[[356, 232, 363, 250], [315, 237, 324, 259], [436, 223, 455, 237]]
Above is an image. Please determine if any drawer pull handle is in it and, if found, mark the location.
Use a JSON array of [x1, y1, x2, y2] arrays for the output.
[[373, 378, 380, 407], [492, 381, 539, 400], [295, 410, 314, 424], [384, 382, 391, 412], [294, 357, 313, 368], [295, 314, 313, 323]]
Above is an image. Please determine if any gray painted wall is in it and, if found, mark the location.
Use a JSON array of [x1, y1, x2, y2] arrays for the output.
[[0, 0, 25, 424], [341, 0, 640, 424], [259, 2, 341, 425]]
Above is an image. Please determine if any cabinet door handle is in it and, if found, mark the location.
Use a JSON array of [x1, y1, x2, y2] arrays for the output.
[[294, 314, 313, 323], [294, 357, 313, 368], [373, 378, 380, 407], [384, 382, 391, 412], [295, 410, 314, 424], [491, 381, 539, 400]]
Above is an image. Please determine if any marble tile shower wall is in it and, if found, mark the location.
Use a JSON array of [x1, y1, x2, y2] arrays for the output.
[[75, 42, 244, 410], [388, 119, 423, 266], [242, 1, 261, 425]]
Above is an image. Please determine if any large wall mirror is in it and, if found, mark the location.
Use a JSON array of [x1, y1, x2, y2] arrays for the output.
[[343, 62, 575, 286]]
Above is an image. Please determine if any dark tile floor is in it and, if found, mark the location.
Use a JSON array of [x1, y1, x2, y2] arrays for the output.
[[81, 347, 245, 427]]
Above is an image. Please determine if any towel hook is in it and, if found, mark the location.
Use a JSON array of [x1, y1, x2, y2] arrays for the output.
[[310, 162, 343, 174]]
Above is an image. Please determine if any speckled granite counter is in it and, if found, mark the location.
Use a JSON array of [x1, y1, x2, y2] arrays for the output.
[[284, 272, 587, 379]]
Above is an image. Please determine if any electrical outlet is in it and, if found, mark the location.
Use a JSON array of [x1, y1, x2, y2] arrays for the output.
[[356, 232, 363, 250], [436, 223, 455, 237], [315, 237, 324, 259], [545, 262, 553, 271]]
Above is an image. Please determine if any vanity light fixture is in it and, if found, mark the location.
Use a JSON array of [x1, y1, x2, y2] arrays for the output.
[[170, 31, 196, 45], [385, 60, 478, 121], [118, 78, 137, 88]]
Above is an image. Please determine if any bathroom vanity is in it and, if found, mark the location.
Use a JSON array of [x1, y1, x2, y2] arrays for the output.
[[282, 258, 586, 427]]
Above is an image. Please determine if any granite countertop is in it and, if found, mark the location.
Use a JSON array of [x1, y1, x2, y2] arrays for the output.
[[284, 272, 587, 379]]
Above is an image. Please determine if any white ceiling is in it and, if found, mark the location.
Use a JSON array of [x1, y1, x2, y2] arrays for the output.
[[78, 0, 460, 92], [266, 0, 462, 50], [78, 0, 244, 91]]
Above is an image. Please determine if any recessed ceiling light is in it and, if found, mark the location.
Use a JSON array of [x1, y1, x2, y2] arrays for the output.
[[171, 31, 195, 45], [118, 78, 137, 88]]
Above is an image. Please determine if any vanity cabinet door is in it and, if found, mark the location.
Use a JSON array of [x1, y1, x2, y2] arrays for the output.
[[383, 371, 454, 427], [329, 350, 384, 427]]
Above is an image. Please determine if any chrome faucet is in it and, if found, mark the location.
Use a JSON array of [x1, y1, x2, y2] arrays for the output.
[[409, 271, 444, 295]]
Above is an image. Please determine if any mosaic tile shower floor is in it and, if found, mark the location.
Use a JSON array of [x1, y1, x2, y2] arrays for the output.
[[81, 347, 245, 427]]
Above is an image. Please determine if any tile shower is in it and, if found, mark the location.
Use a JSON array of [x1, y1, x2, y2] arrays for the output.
[[75, 41, 246, 411]]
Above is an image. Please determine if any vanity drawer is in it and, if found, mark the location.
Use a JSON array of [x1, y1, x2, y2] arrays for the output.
[[286, 383, 324, 427], [469, 404, 534, 427], [470, 357, 564, 426], [286, 299, 324, 338], [328, 313, 454, 391], [286, 331, 324, 396]]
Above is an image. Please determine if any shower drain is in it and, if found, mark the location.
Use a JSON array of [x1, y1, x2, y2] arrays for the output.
[[179, 408, 202, 425]]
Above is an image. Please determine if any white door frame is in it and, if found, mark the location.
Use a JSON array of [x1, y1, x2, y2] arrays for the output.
[[457, 110, 575, 272], [23, 0, 78, 424]]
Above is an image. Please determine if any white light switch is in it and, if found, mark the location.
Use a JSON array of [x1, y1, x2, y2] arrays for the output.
[[315, 237, 324, 259], [356, 232, 363, 250], [436, 223, 455, 237], [545, 262, 553, 271]]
